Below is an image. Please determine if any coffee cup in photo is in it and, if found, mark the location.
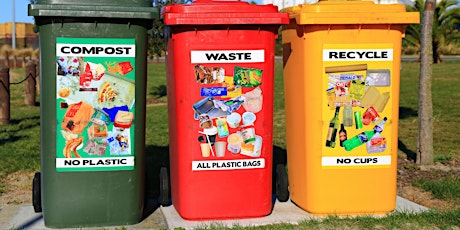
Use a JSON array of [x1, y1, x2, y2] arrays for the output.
[[215, 141, 226, 157], [202, 126, 218, 144], [200, 143, 211, 158]]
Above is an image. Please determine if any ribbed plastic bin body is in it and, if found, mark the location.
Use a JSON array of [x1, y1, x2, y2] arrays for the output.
[[29, 0, 158, 227], [282, 1, 419, 215], [162, 0, 288, 220]]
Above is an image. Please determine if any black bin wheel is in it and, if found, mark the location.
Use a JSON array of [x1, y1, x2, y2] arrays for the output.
[[159, 167, 171, 206], [32, 172, 42, 213], [275, 164, 289, 202]]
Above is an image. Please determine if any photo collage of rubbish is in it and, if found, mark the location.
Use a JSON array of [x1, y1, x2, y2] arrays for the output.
[[192, 64, 266, 161], [322, 63, 393, 157]]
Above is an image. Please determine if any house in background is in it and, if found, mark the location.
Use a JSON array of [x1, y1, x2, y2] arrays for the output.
[[0, 22, 38, 49]]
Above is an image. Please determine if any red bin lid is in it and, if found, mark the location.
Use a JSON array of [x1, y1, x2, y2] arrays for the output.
[[162, 0, 289, 25]]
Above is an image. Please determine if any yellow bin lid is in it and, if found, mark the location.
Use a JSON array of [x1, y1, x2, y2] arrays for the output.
[[283, 1, 419, 25]]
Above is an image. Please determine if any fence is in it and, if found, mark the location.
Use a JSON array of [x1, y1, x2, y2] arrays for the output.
[[0, 60, 38, 125]]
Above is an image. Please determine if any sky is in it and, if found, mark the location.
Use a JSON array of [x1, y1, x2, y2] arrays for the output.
[[0, 0, 34, 24]]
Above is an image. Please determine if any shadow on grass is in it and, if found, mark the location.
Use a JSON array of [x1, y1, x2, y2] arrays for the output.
[[7, 115, 40, 126], [143, 145, 170, 219], [272, 145, 288, 199], [399, 106, 418, 119], [398, 139, 417, 162], [150, 85, 167, 98], [398, 106, 418, 162], [273, 145, 288, 166], [0, 115, 40, 146], [0, 135, 22, 145]]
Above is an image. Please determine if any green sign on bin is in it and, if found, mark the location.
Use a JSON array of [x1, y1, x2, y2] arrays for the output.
[[55, 38, 137, 172]]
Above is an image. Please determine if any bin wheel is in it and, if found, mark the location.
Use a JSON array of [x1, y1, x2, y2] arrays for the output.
[[275, 164, 289, 202], [32, 172, 42, 213], [159, 167, 170, 206]]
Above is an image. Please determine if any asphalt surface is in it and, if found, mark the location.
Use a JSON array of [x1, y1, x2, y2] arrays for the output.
[[0, 196, 429, 229]]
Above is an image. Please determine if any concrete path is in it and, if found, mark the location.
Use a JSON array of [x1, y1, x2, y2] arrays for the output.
[[0, 196, 429, 229]]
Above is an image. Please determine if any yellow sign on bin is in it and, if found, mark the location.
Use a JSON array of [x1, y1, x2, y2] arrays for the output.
[[321, 43, 394, 169], [282, 1, 419, 215]]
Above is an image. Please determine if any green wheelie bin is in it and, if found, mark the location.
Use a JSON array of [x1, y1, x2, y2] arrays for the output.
[[29, 0, 158, 227]]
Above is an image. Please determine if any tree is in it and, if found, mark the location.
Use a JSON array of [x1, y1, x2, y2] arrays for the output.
[[148, 17, 165, 62], [436, 0, 460, 46], [404, 0, 460, 63], [148, 0, 193, 61], [417, 0, 435, 165]]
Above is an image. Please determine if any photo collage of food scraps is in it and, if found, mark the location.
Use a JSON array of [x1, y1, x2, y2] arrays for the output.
[[55, 38, 136, 172]]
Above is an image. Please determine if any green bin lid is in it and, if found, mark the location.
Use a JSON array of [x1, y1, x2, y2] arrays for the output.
[[162, 0, 289, 25], [31, 0, 153, 7], [29, 0, 159, 19], [282, 1, 419, 25]]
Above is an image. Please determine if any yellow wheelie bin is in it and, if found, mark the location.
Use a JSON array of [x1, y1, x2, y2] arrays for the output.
[[282, 0, 419, 215]]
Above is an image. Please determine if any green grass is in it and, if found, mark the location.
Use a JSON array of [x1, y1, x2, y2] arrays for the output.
[[273, 62, 287, 148], [1, 61, 460, 228], [0, 67, 41, 184], [413, 175, 460, 202], [398, 61, 460, 209], [297, 210, 460, 229], [399, 62, 460, 161], [147, 63, 168, 104], [145, 63, 169, 147]]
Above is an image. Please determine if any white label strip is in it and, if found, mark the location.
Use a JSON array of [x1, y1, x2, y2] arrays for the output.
[[56, 44, 136, 57], [192, 158, 265, 171], [323, 49, 393, 61], [56, 156, 135, 168], [322, 156, 391, 166], [191, 50, 265, 63]]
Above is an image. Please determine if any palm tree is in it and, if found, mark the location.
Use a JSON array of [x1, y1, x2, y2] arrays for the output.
[[404, 0, 460, 63], [436, 0, 460, 46], [418, 0, 435, 165]]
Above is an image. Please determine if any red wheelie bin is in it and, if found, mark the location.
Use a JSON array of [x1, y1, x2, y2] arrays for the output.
[[161, 0, 289, 220]]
